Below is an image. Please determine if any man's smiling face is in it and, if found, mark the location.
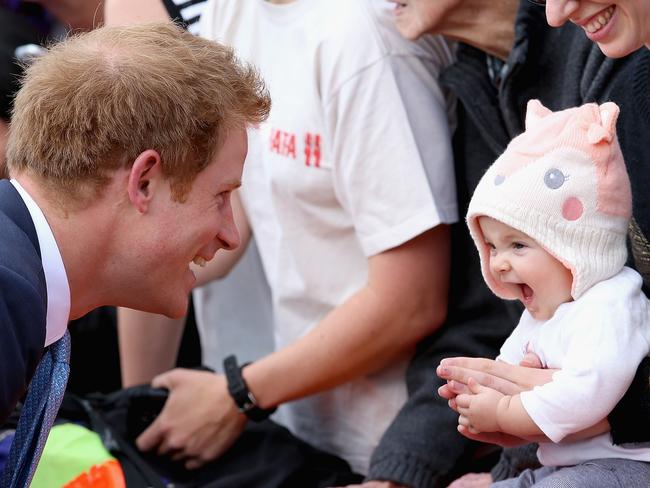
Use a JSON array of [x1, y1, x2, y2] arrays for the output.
[[137, 129, 246, 318]]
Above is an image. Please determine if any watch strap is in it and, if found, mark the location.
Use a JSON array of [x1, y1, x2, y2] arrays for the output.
[[223, 355, 276, 421]]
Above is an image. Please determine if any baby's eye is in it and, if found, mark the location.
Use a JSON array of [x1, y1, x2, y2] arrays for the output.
[[544, 168, 566, 189], [513, 242, 526, 250]]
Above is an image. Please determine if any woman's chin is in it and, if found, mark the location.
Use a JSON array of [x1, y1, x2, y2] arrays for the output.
[[598, 40, 640, 58]]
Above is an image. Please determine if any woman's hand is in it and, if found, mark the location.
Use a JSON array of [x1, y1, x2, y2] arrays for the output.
[[437, 355, 555, 401], [437, 355, 610, 443], [456, 425, 531, 447]]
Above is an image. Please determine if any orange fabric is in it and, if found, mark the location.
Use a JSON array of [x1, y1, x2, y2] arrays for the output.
[[63, 459, 125, 488]]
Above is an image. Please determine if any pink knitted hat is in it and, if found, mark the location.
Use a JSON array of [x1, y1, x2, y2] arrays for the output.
[[467, 100, 631, 300]]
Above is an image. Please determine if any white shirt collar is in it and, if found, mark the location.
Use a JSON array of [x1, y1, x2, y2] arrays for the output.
[[11, 179, 71, 346]]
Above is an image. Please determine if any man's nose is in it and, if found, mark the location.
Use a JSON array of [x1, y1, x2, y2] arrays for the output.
[[217, 215, 241, 251], [545, 0, 580, 27]]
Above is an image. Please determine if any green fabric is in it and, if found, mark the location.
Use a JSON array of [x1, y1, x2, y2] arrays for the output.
[[31, 423, 115, 487]]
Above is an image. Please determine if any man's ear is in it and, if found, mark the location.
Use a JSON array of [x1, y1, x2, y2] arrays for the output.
[[127, 150, 163, 213]]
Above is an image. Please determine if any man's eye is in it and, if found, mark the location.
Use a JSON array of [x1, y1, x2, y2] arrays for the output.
[[215, 191, 229, 204]]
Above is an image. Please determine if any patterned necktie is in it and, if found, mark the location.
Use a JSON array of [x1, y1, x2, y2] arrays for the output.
[[1, 330, 71, 488]]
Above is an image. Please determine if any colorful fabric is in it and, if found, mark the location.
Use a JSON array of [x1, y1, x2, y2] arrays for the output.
[[31, 423, 124, 488]]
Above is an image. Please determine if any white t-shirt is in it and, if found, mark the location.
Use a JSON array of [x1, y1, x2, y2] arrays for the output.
[[201, 0, 457, 473], [499, 267, 650, 466]]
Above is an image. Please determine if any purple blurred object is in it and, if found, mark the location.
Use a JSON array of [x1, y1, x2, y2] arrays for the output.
[[0, 430, 16, 476]]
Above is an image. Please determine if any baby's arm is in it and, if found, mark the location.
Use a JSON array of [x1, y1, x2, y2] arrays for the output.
[[456, 378, 545, 440]]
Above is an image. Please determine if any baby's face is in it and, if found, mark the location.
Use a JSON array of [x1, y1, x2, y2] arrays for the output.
[[479, 216, 574, 321]]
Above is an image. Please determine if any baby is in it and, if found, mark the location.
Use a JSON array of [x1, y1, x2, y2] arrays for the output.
[[461, 100, 650, 483]]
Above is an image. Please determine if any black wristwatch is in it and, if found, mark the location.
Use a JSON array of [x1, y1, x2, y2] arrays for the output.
[[223, 355, 276, 421]]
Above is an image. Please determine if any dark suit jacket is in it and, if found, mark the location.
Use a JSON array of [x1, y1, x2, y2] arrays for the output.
[[0, 179, 47, 423]]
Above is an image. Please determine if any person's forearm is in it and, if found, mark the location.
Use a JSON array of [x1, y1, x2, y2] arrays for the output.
[[496, 394, 545, 439], [118, 307, 185, 387], [243, 226, 450, 408], [507, 419, 609, 444], [563, 419, 610, 442]]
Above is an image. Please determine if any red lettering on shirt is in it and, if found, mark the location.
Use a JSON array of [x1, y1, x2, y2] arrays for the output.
[[304, 132, 312, 166], [269, 128, 297, 159], [270, 129, 282, 154], [313, 134, 321, 168], [269, 128, 322, 167], [285, 132, 296, 159], [304, 132, 322, 167]]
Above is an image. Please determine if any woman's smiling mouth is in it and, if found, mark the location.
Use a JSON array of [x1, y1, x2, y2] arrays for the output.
[[577, 5, 615, 35]]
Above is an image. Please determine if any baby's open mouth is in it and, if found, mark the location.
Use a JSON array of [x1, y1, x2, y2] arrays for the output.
[[520, 283, 534, 304]]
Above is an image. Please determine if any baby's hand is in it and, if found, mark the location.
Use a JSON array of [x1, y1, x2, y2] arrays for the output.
[[455, 378, 505, 434]]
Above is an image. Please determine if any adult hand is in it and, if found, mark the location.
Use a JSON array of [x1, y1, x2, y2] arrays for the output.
[[136, 368, 247, 469], [333, 481, 409, 488], [446, 472, 493, 488], [437, 356, 555, 399], [456, 424, 529, 448]]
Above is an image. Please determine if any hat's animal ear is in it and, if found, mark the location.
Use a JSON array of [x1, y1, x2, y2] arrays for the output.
[[587, 102, 619, 144], [525, 99, 553, 130]]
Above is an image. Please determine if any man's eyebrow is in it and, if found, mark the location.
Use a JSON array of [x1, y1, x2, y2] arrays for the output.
[[220, 179, 242, 190]]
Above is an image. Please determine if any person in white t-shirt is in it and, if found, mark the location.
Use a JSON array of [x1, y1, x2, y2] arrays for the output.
[[458, 100, 650, 486], [128, 0, 458, 476]]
